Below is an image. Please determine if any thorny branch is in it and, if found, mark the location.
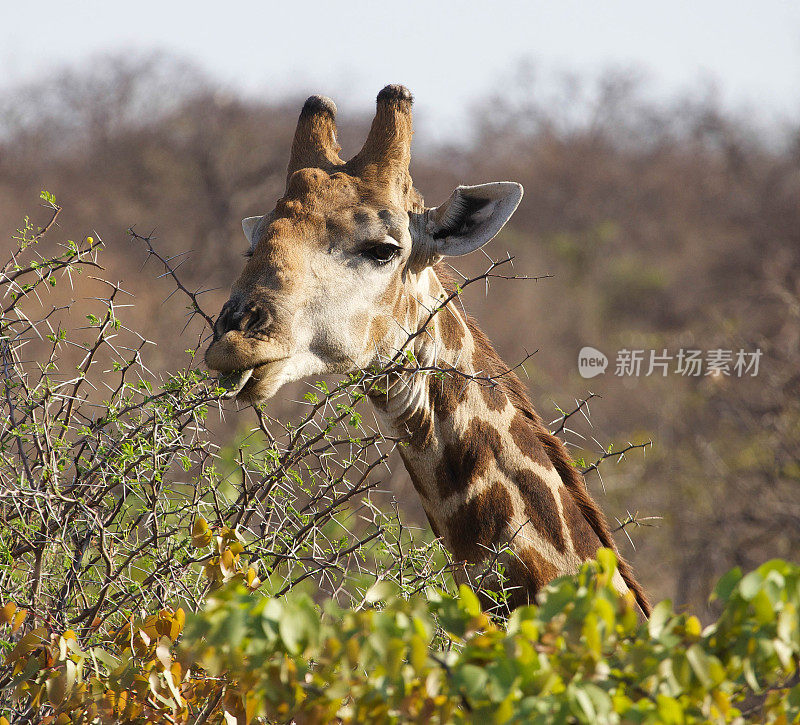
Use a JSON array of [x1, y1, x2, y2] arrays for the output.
[[581, 440, 653, 476], [128, 227, 216, 330]]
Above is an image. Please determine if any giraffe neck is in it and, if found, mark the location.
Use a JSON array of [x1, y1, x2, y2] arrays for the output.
[[368, 267, 649, 613]]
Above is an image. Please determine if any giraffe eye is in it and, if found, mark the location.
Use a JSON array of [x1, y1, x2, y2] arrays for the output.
[[361, 242, 400, 265]]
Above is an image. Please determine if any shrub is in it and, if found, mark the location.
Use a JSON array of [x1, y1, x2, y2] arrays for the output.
[[3, 554, 800, 723]]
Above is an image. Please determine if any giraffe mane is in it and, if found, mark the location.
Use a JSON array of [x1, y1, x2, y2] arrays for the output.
[[435, 265, 652, 617]]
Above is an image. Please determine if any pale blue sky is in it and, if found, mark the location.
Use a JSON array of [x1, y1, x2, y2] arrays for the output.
[[3, 1, 798, 141]]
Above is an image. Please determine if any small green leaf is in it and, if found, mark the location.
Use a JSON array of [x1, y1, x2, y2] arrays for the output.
[[458, 585, 482, 617], [712, 566, 743, 603], [648, 599, 673, 639], [738, 570, 764, 601], [454, 664, 488, 700], [365, 580, 398, 604]]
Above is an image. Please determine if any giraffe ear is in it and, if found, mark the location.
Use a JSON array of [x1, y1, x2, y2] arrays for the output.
[[408, 183, 523, 271], [242, 216, 262, 248], [243, 213, 276, 252]]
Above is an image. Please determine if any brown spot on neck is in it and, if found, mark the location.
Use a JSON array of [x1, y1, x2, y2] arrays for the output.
[[506, 547, 561, 608], [401, 406, 435, 449], [558, 487, 601, 559], [515, 470, 567, 553], [438, 308, 466, 350], [428, 373, 462, 422], [434, 419, 503, 498], [508, 412, 555, 470], [479, 383, 507, 413], [447, 481, 513, 561]]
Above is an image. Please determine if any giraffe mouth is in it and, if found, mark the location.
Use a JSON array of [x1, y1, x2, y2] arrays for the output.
[[216, 357, 290, 400], [218, 369, 254, 399]]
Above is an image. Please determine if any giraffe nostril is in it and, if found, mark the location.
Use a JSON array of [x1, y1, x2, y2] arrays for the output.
[[243, 306, 272, 334], [215, 301, 273, 337], [215, 302, 242, 336], [255, 307, 272, 331], [214, 307, 229, 337]]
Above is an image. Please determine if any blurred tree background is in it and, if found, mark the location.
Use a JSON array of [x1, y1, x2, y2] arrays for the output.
[[1, 54, 797, 619]]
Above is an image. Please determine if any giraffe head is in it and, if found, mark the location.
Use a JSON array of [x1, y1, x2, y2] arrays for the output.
[[205, 85, 523, 402]]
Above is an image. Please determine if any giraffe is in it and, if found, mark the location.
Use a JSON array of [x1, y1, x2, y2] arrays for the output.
[[204, 85, 651, 616]]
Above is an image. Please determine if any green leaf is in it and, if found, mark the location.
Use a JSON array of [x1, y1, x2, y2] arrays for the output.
[[278, 597, 318, 654], [454, 663, 488, 701], [712, 566, 742, 603], [648, 599, 673, 639], [486, 659, 517, 702], [458, 585, 482, 617], [595, 547, 618, 575], [569, 684, 597, 721], [686, 644, 725, 689], [751, 588, 776, 624], [738, 570, 764, 601], [365, 580, 399, 604], [656, 694, 684, 723]]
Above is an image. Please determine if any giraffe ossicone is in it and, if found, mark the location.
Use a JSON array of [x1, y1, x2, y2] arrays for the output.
[[205, 85, 651, 617]]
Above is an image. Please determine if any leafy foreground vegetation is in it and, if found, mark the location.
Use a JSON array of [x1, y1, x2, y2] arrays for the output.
[[1, 199, 798, 723], [3, 556, 800, 723]]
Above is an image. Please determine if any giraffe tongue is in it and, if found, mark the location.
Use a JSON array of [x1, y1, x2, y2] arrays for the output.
[[218, 369, 253, 398]]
